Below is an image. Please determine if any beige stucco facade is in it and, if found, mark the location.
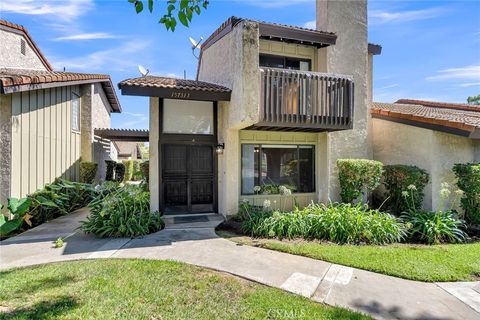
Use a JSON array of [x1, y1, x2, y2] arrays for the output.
[[372, 118, 479, 211], [0, 27, 48, 70]]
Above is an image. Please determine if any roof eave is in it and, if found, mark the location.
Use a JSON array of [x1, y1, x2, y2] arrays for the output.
[[118, 83, 231, 102]]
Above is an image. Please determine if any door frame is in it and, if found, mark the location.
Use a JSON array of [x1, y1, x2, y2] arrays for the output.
[[158, 98, 218, 214]]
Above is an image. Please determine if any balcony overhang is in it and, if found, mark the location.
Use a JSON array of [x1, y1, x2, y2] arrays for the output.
[[255, 68, 354, 133]]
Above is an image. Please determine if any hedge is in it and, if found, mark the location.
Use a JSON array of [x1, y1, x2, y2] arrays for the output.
[[453, 163, 480, 225], [337, 159, 384, 203], [123, 160, 134, 182], [383, 165, 429, 215], [132, 160, 141, 181], [140, 161, 149, 183], [80, 161, 98, 184]]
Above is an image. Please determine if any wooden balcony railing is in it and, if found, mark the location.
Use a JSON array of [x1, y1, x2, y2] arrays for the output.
[[255, 67, 354, 131]]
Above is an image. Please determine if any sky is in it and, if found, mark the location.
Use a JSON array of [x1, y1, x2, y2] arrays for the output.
[[1, 0, 479, 130]]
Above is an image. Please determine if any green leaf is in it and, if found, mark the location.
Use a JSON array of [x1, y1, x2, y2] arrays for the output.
[[0, 218, 23, 236], [135, 0, 144, 13], [7, 198, 32, 216], [128, 0, 136, 2], [167, 4, 175, 15], [194, 5, 201, 15], [36, 196, 59, 208], [148, 0, 153, 12], [0, 214, 6, 227], [186, 7, 193, 21], [180, 0, 189, 10], [170, 17, 177, 30], [202, 0, 208, 9], [178, 11, 188, 27]]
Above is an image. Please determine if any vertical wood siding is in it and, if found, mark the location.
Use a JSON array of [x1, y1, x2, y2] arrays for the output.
[[10, 85, 81, 198]]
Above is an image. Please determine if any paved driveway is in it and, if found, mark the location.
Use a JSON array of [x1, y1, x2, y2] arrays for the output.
[[1, 208, 479, 320]]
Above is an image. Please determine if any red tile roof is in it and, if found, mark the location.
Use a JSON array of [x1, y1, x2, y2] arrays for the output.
[[119, 76, 231, 93], [0, 20, 53, 71], [370, 101, 480, 138], [395, 99, 480, 112], [0, 68, 121, 112]]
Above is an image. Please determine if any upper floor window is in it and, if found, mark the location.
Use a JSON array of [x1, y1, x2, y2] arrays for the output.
[[71, 93, 80, 132], [259, 54, 311, 71]]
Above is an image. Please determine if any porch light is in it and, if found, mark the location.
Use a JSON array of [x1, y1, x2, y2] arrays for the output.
[[216, 143, 225, 155]]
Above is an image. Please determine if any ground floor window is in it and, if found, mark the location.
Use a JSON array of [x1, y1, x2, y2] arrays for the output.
[[241, 144, 315, 195]]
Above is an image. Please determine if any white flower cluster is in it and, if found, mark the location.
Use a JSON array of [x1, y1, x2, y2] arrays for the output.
[[263, 199, 271, 208], [253, 186, 261, 193], [279, 185, 292, 196]]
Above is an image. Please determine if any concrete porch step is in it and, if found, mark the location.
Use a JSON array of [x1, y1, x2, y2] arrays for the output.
[[163, 213, 224, 229]]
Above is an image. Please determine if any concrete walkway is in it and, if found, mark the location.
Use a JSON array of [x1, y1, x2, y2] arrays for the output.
[[1, 209, 479, 320]]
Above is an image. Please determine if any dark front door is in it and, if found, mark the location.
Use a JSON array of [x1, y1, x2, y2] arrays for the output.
[[162, 144, 214, 214]]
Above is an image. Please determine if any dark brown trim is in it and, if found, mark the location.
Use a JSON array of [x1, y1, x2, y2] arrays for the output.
[[119, 85, 231, 102], [258, 23, 336, 47], [368, 43, 382, 55], [371, 113, 475, 138], [94, 128, 149, 141]]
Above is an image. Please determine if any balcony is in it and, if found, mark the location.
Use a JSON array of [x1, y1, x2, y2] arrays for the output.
[[250, 67, 354, 132]]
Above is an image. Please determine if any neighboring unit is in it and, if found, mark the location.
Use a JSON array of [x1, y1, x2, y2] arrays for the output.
[[0, 20, 121, 203], [371, 99, 480, 210]]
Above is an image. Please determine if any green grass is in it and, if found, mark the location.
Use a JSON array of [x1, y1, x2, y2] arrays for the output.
[[0, 259, 370, 320], [218, 231, 480, 282]]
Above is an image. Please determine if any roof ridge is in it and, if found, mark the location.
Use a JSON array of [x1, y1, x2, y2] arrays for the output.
[[395, 99, 480, 112]]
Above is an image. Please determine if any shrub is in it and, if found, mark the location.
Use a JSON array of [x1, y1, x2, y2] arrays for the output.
[[383, 165, 429, 214], [132, 160, 142, 181], [401, 210, 467, 244], [337, 159, 384, 203], [1, 180, 96, 237], [105, 160, 116, 181], [114, 162, 125, 182], [80, 161, 98, 184], [140, 161, 149, 183], [453, 163, 480, 225], [123, 160, 134, 182], [243, 203, 405, 245], [28, 179, 96, 226], [82, 185, 164, 238]]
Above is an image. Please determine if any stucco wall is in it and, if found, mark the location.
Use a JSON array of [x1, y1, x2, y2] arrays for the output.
[[0, 29, 47, 70], [372, 118, 477, 211], [198, 20, 261, 216], [10, 86, 81, 198], [149, 97, 160, 212], [316, 0, 370, 202], [0, 94, 12, 204]]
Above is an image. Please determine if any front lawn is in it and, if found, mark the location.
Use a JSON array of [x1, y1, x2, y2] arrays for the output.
[[0, 259, 370, 320], [219, 230, 480, 282]]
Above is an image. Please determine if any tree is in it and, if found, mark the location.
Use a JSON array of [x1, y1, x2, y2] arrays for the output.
[[467, 94, 480, 105], [129, 0, 209, 31]]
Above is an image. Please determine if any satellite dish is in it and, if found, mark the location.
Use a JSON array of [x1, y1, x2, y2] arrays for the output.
[[189, 36, 204, 59], [189, 36, 203, 49], [138, 65, 149, 77]]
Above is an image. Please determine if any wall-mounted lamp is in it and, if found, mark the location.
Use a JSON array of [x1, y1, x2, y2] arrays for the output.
[[216, 143, 225, 155]]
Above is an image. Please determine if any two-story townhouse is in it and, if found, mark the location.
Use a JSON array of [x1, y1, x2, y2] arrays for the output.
[[0, 20, 122, 204], [119, 0, 382, 216]]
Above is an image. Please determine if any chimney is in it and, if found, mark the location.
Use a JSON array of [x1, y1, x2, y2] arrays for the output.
[[315, 0, 371, 202]]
